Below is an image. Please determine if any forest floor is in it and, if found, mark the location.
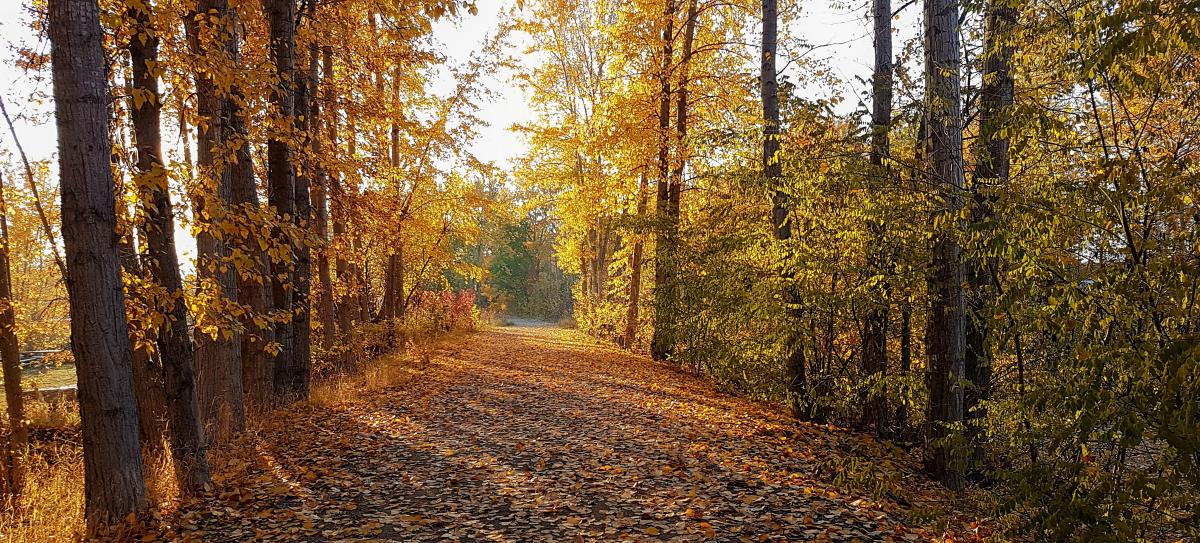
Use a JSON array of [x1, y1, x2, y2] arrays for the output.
[[153, 325, 983, 542]]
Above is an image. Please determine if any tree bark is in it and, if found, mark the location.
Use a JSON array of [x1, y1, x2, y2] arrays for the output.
[[226, 18, 275, 408], [596, 222, 610, 301], [923, 0, 968, 490], [896, 294, 913, 437], [188, 0, 244, 436], [624, 172, 648, 348], [384, 67, 408, 325], [0, 171, 26, 496], [49, 0, 148, 524], [762, 0, 814, 419], [328, 47, 356, 347], [314, 44, 336, 352], [964, 0, 1015, 474], [132, 0, 211, 489], [115, 174, 168, 456], [287, 51, 314, 398], [650, 0, 676, 361], [329, 179, 350, 335], [264, 0, 297, 400], [861, 0, 893, 435]]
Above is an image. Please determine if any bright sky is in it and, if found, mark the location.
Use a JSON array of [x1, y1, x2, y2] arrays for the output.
[[0, 0, 921, 206]]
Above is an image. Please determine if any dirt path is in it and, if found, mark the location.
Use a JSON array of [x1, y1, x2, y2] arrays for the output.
[[163, 326, 950, 542]]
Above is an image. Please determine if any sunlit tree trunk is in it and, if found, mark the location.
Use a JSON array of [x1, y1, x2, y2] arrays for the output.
[[188, 0, 245, 436], [347, 116, 370, 325], [0, 171, 26, 497], [115, 84, 167, 454], [672, 0, 695, 218], [624, 172, 649, 348], [314, 44, 336, 352], [923, 0, 968, 490], [49, 0, 148, 523], [228, 20, 275, 407], [116, 235, 166, 452], [328, 48, 357, 350], [135, 0, 211, 487], [596, 222, 610, 301], [344, 115, 366, 326]]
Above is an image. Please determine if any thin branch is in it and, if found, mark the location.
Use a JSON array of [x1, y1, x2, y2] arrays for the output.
[[0, 95, 67, 280]]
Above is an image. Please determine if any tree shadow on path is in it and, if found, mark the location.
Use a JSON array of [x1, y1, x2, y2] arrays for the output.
[[159, 326, 956, 542]]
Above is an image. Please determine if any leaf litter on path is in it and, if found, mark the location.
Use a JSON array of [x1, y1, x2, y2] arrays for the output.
[[147, 326, 976, 542]]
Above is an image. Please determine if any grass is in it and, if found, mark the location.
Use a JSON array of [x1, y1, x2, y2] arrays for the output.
[[309, 335, 448, 407], [0, 399, 85, 543], [0, 364, 77, 406], [0, 446, 85, 542]]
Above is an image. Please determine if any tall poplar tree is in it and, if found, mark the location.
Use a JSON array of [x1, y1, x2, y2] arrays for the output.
[[650, 0, 677, 361], [188, 0, 245, 433], [861, 0, 893, 434], [264, 0, 299, 399], [923, 0, 968, 490], [132, 0, 211, 489], [49, 0, 148, 523]]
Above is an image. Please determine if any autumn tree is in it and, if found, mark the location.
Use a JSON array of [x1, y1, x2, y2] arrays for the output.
[[859, 0, 893, 435], [0, 170, 26, 497], [922, 0, 967, 489], [131, 0, 210, 489], [263, 0, 300, 399], [49, 0, 148, 524], [188, 0, 245, 432], [962, 0, 1015, 473]]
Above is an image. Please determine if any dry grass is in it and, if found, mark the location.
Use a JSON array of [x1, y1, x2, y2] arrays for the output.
[[24, 399, 81, 429], [0, 447, 85, 542], [0, 399, 85, 541], [0, 400, 179, 543], [309, 340, 437, 408]]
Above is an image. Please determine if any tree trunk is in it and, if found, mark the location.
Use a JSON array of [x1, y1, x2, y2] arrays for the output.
[[115, 229, 166, 454], [596, 223, 610, 301], [0, 171, 26, 497], [762, 0, 813, 419], [400, 245, 410, 317], [963, 0, 1014, 475], [49, 0, 148, 523], [650, 0, 676, 361], [287, 52, 314, 398], [624, 173, 648, 348], [314, 44, 336, 352], [923, 0, 968, 490], [264, 0, 297, 401], [228, 21, 275, 408], [328, 48, 356, 348], [861, 0, 893, 435], [896, 294, 913, 438], [115, 165, 168, 456], [188, 0, 244, 436], [133, 0, 211, 488], [343, 117, 369, 325]]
